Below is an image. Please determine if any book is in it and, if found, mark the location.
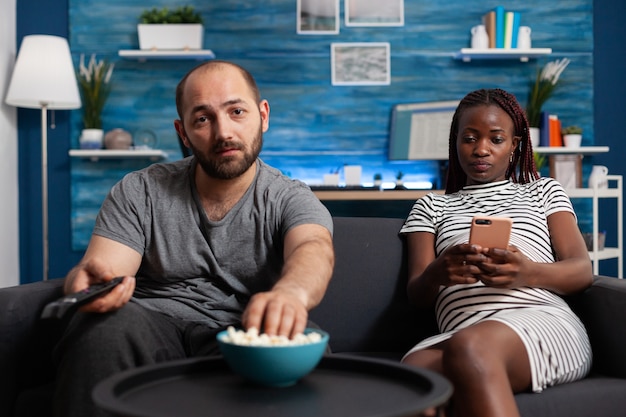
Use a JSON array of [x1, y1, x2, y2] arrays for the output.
[[482, 11, 496, 48], [504, 11, 514, 49], [539, 111, 550, 147], [510, 12, 521, 48], [494, 6, 505, 48], [549, 115, 563, 147]]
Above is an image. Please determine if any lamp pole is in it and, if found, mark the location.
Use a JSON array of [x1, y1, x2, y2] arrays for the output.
[[40, 103, 49, 281]]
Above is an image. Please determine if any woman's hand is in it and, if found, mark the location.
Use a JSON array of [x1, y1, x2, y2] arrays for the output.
[[470, 245, 529, 287], [435, 243, 489, 287]]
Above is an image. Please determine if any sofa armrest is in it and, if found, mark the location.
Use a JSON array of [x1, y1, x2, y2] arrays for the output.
[[574, 275, 626, 378], [0, 279, 64, 416]]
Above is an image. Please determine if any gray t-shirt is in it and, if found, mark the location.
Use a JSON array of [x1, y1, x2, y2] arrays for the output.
[[93, 158, 333, 328]]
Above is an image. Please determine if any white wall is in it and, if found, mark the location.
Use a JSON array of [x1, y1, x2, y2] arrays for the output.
[[0, 0, 20, 288]]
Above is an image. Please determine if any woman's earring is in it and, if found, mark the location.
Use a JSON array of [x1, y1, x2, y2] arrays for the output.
[[510, 153, 514, 163]]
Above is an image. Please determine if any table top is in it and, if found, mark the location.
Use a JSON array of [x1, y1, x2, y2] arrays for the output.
[[93, 354, 452, 417]]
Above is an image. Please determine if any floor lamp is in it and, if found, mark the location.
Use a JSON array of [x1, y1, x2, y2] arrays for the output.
[[5, 35, 81, 281]]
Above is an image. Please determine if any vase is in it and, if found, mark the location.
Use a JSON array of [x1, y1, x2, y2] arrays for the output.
[[104, 128, 133, 150], [529, 127, 540, 148], [80, 129, 104, 149], [137, 24, 204, 50]]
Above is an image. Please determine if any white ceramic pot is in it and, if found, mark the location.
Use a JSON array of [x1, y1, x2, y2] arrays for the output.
[[563, 134, 582, 148], [137, 24, 204, 50], [80, 129, 104, 149]]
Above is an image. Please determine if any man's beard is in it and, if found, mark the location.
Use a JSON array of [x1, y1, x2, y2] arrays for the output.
[[189, 127, 263, 180]]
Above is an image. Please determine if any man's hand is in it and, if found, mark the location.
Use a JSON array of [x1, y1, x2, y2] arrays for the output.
[[65, 258, 136, 314], [242, 289, 309, 339]]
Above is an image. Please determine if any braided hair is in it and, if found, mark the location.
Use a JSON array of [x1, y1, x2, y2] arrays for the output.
[[445, 88, 539, 194]]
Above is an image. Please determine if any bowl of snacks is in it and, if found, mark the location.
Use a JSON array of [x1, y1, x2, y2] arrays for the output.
[[217, 326, 329, 387]]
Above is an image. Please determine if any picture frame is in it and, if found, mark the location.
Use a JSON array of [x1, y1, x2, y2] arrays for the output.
[[549, 154, 583, 189], [297, 0, 340, 35], [331, 42, 391, 86], [345, 0, 404, 27]]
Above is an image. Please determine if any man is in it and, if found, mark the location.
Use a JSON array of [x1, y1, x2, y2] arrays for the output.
[[53, 60, 334, 417]]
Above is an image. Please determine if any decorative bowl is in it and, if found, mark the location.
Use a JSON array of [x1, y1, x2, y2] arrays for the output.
[[216, 328, 329, 387]]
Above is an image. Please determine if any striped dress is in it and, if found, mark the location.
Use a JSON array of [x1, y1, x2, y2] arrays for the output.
[[400, 178, 592, 393]]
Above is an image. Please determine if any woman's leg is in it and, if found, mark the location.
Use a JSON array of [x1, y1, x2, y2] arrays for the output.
[[442, 320, 531, 417], [402, 320, 531, 417]]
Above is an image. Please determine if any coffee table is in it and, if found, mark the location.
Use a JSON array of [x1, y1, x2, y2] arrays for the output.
[[93, 354, 452, 417]]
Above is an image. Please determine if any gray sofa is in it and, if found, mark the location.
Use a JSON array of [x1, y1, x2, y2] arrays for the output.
[[2, 216, 626, 416]]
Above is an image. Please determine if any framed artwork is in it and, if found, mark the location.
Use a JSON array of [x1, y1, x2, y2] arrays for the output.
[[549, 154, 583, 189], [297, 0, 340, 34], [331, 42, 391, 86], [345, 0, 404, 27]]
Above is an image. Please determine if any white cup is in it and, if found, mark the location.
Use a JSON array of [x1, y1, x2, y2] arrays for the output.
[[517, 26, 532, 49], [323, 174, 339, 186], [344, 165, 362, 186]]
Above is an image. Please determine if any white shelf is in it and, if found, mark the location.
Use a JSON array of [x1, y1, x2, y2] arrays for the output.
[[69, 149, 168, 162], [454, 48, 552, 62], [118, 49, 216, 61], [534, 146, 609, 155], [565, 175, 623, 278]]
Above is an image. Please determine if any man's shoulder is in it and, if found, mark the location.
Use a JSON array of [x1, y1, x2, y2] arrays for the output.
[[122, 157, 193, 185], [256, 159, 311, 192]]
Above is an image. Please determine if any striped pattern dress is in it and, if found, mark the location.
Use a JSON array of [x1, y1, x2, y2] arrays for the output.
[[400, 178, 592, 393]]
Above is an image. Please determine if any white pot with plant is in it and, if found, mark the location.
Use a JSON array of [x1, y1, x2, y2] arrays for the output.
[[77, 54, 114, 149], [562, 125, 583, 148], [395, 171, 405, 190], [525, 58, 570, 148], [138, 6, 204, 50]]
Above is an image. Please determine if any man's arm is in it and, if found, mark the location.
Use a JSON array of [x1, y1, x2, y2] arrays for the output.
[[242, 223, 334, 338], [64, 235, 142, 313]]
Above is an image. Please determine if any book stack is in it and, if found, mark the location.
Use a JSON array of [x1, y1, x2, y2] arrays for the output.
[[539, 112, 563, 147], [482, 6, 522, 49]]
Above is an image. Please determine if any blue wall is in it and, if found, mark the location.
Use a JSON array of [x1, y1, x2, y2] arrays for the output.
[[16, 0, 626, 282]]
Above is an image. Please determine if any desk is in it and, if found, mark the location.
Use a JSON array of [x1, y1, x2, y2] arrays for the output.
[[313, 189, 442, 218], [313, 189, 439, 201], [93, 355, 452, 417]]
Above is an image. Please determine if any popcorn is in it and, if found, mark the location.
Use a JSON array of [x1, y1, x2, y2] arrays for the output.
[[222, 326, 323, 347]]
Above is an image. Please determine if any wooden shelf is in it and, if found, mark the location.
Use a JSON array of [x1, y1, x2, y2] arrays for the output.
[[534, 146, 609, 155], [454, 48, 552, 62], [313, 189, 441, 201], [118, 49, 215, 61], [69, 149, 168, 162]]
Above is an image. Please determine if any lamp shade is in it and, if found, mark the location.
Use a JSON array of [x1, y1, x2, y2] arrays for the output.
[[5, 35, 81, 110]]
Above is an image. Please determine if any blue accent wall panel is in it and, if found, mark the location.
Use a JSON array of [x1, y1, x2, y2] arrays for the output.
[[69, 0, 594, 249]]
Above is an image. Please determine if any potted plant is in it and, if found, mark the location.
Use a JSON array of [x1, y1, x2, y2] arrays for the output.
[[562, 125, 582, 148], [373, 173, 383, 189], [138, 6, 204, 50], [76, 54, 114, 149], [525, 58, 570, 147], [394, 171, 405, 190]]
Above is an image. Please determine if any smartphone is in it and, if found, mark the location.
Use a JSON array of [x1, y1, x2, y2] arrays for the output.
[[469, 216, 513, 249]]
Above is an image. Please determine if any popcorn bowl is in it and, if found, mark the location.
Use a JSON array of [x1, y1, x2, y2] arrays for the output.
[[216, 328, 329, 387]]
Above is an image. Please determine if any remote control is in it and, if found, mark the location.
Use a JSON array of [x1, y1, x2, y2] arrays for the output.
[[40, 277, 124, 320]]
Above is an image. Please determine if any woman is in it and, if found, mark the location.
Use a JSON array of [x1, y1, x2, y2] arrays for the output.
[[400, 88, 592, 417]]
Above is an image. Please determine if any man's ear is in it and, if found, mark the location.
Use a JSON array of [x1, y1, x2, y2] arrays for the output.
[[259, 99, 270, 133], [174, 119, 190, 147]]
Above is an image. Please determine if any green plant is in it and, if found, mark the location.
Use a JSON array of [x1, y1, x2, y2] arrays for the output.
[[77, 54, 114, 129], [140, 6, 203, 24], [373, 173, 382, 181], [562, 125, 582, 135], [533, 152, 546, 171], [396, 171, 404, 180], [525, 58, 570, 127]]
